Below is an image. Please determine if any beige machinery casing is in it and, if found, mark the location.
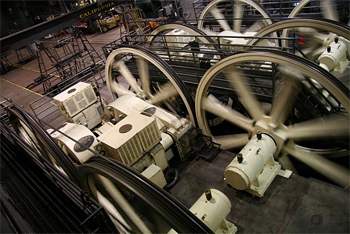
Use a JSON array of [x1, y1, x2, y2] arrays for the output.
[[219, 31, 258, 48], [97, 112, 161, 166], [225, 134, 281, 197], [165, 29, 195, 48], [51, 85, 193, 191], [53, 82, 103, 129], [141, 164, 167, 188], [49, 122, 98, 164], [104, 95, 193, 161]]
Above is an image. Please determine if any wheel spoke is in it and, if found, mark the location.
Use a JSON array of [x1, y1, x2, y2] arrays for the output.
[[284, 145, 349, 188], [210, 6, 232, 31], [278, 153, 298, 172], [302, 47, 325, 60], [18, 123, 41, 152], [270, 74, 298, 125], [244, 20, 265, 34], [233, 1, 243, 33], [110, 81, 135, 96], [149, 82, 178, 105], [225, 68, 264, 121], [286, 114, 349, 140], [197, 0, 272, 33], [214, 133, 249, 150], [302, 30, 328, 44], [321, 0, 339, 21], [202, 94, 254, 132], [201, 28, 219, 36], [136, 57, 151, 97], [296, 30, 331, 59], [97, 175, 152, 234], [115, 59, 142, 94], [94, 189, 131, 232]]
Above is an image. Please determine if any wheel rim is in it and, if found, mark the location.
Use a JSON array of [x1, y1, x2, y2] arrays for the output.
[[78, 157, 212, 233], [195, 50, 349, 187], [197, 0, 273, 35], [8, 107, 78, 183], [105, 45, 197, 126]]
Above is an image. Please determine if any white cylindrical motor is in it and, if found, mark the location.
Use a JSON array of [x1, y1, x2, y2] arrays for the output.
[[318, 37, 349, 72], [225, 133, 277, 190], [189, 189, 231, 232], [49, 123, 98, 164]]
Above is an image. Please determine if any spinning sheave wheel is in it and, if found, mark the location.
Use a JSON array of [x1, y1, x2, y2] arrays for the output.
[[247, 19, 350, 83], [195, 50, 349, 188], [7, 107, 79, 183], [105, 45, 196, 125], [197, 0, 273, 37], [78, 157, 212, 233]]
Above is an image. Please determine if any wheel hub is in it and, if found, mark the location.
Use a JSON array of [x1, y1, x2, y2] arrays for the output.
[[254, 117, 288, 158]]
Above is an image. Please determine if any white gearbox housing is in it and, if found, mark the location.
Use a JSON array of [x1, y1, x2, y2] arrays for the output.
[[217, 31, 270, 51], [318, 36, 350, 73], [165, 29, 195, 48], [52, 87, 193, 187], [219, 31, 257, 45], [53, 82, 103, 129], [141, 164, 167, 188], [97, 111, 161, 166], [225, 133, 281, 197], [49, 122, 98, 164], [164, 29, 219, 65], [104, 95, 193, 161]]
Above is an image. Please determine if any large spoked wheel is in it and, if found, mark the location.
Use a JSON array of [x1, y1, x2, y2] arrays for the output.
[[195, 50, 349, 188], [78, 157, 212, 233], [105, 45, 196, 125], [197, 0, 273, 36], [7, 106, 79, 183], [247, 19, 350, 85], [247, 18, 350, 79], [288, 0, 349, 25]]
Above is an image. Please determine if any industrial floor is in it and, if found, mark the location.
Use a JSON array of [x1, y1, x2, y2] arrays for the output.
[[169, 150, 349, 233], [0, 26, 120, 114]]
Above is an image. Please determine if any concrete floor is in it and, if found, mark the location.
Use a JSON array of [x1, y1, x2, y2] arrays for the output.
[[0, 26, 122, 116]]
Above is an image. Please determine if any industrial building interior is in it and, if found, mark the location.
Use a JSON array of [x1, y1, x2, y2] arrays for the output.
[[0, 0, 349, 233]]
